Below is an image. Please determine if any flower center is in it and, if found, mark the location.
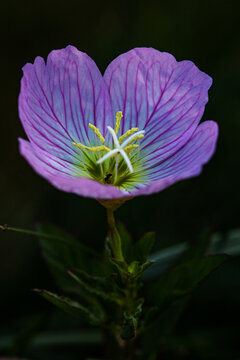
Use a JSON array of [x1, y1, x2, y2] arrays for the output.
[[72, 112, 147, 190]]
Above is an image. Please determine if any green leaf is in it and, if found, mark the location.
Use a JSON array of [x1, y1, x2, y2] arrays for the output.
[[0, 330, 102, 352], [149, 255, 228, 309], [209, 228, 240, 255], [36, 222, 101, 292], [117, 225, 155, 266], [68, 268, 123, 305], [145, 228, 240, 280], [34, 289, 105, 325], [140, 260, 155, 273], [175, 228, 211, 265], [143, 297, 189, 357], [32, 330, 102, 347], [144, 254, 228, 356], [117, 222, 133, 263], [145, 242, 188, 279], [104, 237, 129, 275], [133, 232, 155, 264], [120, 302, 143, 340]]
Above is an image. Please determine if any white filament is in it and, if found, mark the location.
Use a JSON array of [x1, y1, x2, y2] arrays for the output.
[[120, 130, 145, 149]]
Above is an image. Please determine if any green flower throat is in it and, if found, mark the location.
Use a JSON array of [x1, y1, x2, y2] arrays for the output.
[[72, 112, 148, 190]]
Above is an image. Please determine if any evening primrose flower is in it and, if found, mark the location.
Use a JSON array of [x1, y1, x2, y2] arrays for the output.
[[19, 46, 218, 199]]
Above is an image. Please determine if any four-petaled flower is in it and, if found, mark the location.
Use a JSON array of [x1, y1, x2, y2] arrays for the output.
[[19, 46, 218, 199]]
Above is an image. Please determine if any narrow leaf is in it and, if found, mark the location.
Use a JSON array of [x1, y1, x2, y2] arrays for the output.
[[68, 269, 123, 305], [133, 232, 155, 264], [34, 289, 105, 325], [145, 228, 239, 280], [120, 303, 143, 340], [37, 222, 101, 292], [149, 255, 228, 309], [117, 223, 133, 263], [143, 297, 189, 357], [175, 228, 211, 265]]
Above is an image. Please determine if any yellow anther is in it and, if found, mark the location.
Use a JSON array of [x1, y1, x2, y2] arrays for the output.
[[72, 143, 111, 153], [119, 128, 139, 143], [128, 133, 144, 144], [123, 134, 145, 146], [114, 111, 123, 134], [89, 124, 105, 143], [91, 145, 111, 152], [124, 144, 139, 153]]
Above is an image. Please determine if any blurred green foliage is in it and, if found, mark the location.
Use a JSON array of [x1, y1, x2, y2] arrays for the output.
[[1, 221, 235, 359]]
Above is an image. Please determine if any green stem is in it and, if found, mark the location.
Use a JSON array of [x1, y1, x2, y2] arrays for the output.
[[106, 209, 124, 262]]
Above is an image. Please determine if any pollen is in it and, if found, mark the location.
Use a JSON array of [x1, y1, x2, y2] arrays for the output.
[[72, 142, 111, 153], [114, 111, 123, 134], [124, 144, 139, 153], [127, 133, 144, 144], [119, 128, 139, 143], [88, 124, 105, 143]]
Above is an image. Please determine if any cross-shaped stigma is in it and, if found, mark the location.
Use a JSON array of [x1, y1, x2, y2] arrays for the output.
[[96, 126, 145, 173], [72, 111, 145, 174]]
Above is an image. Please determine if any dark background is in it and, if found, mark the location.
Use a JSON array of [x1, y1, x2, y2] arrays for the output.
[[1, 0, 239, 359]]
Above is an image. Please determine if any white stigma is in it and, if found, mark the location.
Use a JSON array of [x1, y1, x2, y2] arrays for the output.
[[96, 126, 145, 174]]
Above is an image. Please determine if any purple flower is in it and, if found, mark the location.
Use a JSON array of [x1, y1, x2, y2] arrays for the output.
[[19, 46, 218, 199]]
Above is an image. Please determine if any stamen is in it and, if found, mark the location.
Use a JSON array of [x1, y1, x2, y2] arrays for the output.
[[96, 149, 120, 164], [114, 111, 123, 134], [124, 144, 139, 153], [72, 111, 144, 181], [120, 130, 145, 149], [89, 124, 105, 143], [130, 133, 144, 142], [72, 143, 111, 153], [119, 128, 139, 143]]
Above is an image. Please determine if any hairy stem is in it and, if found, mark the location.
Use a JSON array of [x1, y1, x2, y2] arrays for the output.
[[106, 208, 124, 262]]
